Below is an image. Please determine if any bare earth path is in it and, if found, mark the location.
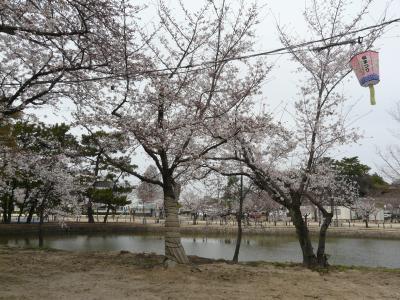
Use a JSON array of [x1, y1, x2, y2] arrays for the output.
[[1, 247, 399, 300]]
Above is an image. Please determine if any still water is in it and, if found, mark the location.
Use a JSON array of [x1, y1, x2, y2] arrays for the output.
[[1, 233, 399, 268]]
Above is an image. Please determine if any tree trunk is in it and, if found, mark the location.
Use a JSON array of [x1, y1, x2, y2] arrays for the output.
[[233, 175, 244, 263], [7, 198, 13, 223], [87, 201, 95, 223], [192, 213, 198, 225], [313, 206, 318, 222], [88, 151, 103, 223], [17, 201, 26, 223], [163, 183, 189, 264], [17, 209, 23, 223], [291, 205, 317, 267], [18, 188, 30, 223], [103, 205, 111, 223], [232, 214, 243, 263], [316, 212, 333, 267], [335, 206, 339, 227], [2, 198, 8, 223], [38, 204, 44, 248], [26, 201, 36, 224], [2, 197, 12, 223], [2, 208, 7, 223], [142, 202, 146, 224]]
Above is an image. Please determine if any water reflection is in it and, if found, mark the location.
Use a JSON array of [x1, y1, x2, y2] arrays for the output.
[[0, 233, 399, 268]]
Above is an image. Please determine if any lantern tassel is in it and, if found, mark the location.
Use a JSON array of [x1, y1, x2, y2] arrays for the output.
[[369, 85, 376, 105]]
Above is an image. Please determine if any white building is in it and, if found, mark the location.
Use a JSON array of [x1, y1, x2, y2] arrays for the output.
[[371, 209, 385, 222], [301, 205, 356, 222]]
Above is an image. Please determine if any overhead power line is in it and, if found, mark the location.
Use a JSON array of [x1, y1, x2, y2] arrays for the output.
[[3, 17, 400, 85]]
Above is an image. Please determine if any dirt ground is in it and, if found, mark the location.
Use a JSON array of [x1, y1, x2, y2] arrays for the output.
[[1, 247, 399, 300]]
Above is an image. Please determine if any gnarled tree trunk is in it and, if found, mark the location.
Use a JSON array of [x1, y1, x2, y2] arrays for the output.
[[290, 205, 317, 267], [163, 182, 189, 264], [316, 212, 333, 267]]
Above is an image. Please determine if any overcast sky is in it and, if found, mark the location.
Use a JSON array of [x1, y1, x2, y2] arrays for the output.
[[255, 0, 400, 174], [157, 0, 400, 174], [39, 0, 400, 179]]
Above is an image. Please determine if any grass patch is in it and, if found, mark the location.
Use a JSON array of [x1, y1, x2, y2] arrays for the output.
[[241, 261, 302, 269], [240, 260, 400, 274], [270, 261, 301, 268], [330, 264, 400, 274], [0, 244, 63, 253]]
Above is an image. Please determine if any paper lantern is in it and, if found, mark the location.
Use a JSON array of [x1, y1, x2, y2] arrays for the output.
[[350, 51, 380, 105]]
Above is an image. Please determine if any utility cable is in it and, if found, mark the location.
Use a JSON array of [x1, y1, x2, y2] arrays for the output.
[[2, 17, 400, 85]]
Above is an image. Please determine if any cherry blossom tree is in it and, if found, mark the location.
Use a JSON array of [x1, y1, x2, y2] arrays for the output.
[[180, 191, 207, 225], [23, 153, 81, 246], [80, 0, 269, 264], [207, 0, 381, 268], [0, 121, 79, 223], [0, 0, 142, 118], [27, 155, 81, 222], [0, 150, 19, 223], [355, 197, 377, 228], [1, 148, 81, 227], [245, 188, 281, 225]]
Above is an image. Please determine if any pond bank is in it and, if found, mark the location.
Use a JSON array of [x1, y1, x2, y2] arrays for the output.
[[1, 222, 400, 239], [0, 247, 399, 300]]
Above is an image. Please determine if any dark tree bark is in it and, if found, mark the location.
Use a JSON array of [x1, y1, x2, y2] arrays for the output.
[[2, 186, 15, 224], [103, 204, 111, 223], [290, 205, 317, 267], [38, 202, 45, 248], [17, 187, 31, 223], [26, 201, 37, 224], [87, 202, 95, 223], [313, 206, 318, 222], [192, 212, 198, 225], [316, 212, 333, 267], [17, 209, 23, 223], [1, 198, 8, 223], [17, 201, 26, 223], [232, 212, 243, 263], [232, 175, 244, 263], [2, 196, 14, 224], [6, 200, 13, 223]]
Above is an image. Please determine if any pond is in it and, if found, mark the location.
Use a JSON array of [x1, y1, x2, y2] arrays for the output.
[[1, 233, 399, 268]]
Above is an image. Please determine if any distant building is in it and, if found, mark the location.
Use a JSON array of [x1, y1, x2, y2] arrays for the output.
[[125, 192, 162, 215], [371, 209, 385, 222], [300, 205, 356, 222]]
